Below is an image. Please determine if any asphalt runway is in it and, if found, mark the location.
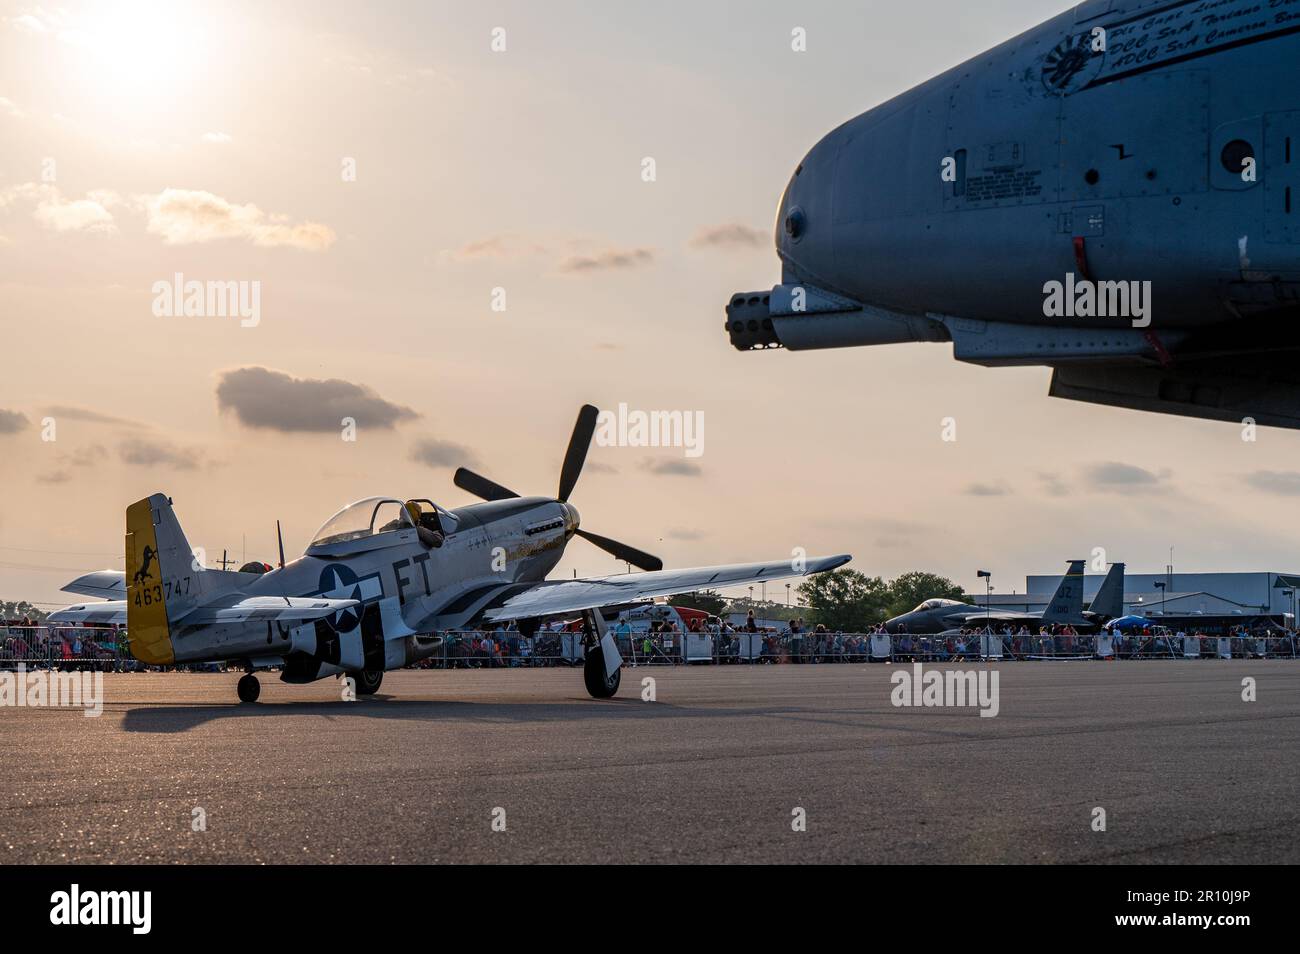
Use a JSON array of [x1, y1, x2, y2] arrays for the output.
[[1, 661, 1296, 864]]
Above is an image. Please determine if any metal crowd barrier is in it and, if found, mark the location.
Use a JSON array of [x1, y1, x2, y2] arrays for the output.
[[3, 625, 1296, 672]]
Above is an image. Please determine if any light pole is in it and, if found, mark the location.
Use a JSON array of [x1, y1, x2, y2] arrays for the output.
[[1154, 580, 1166, 618], [786, 583, 791, 607], [977, 570, 991, 630]]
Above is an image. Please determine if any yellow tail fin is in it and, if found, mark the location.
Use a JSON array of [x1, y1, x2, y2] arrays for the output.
[[125, 496, 176, 665]]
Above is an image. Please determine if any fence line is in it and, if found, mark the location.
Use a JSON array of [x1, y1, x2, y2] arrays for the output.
[[3, 624, 1295, 671]]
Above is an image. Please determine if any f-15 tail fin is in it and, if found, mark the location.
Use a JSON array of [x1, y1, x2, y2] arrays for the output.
[[1089, 562, 1126, 620], [1041, 559, 1086, 624]]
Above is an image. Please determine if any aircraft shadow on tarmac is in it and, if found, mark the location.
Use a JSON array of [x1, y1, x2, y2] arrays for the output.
[[120, 695, 709, 734]]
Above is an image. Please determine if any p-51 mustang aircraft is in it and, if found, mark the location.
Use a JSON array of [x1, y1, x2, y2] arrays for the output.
[[50, 405, 851, 702]]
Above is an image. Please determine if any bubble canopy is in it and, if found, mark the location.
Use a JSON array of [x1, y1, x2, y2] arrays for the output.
[[310, 497, 413, 549], [913, 598, 966, 612]]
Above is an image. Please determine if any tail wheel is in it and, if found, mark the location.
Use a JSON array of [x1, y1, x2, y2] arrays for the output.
[[354, 670, 383, 695], [237, 673, 261, 703], [583, 646, 620, 699]]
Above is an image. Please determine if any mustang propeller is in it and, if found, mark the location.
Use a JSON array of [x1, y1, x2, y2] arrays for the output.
[[453, 404, 664, 571]]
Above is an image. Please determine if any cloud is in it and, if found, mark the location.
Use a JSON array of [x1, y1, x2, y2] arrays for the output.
[[12, 14, 48, 33], [216, 366, 418, 433], [201, 132, 232, 144], [117, 437, 200, 470], [1085, 461, 1162, 491], [964, 481, 1010, 496], [557, 247, 654, 273], [1244, 470, 1300, 496], [1036, 471, 1068, 497], [449, 234, 550, 262], [0, 409, 28, 434], [644, 458, 702, 477], [409, 437, 474, 469], [44, 405, 141, 428], [688, 223, 767, 250], [0, 97, 23, 118], [0, 183, 116, 234], [666, 526, 704, 541], [139, 188, 335, 250], [36, 470, 71, 484]]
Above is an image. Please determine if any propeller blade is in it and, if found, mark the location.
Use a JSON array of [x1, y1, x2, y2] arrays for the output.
[[453, 467, 520, 502], [576, 528, 663, 572], [558, 404, 600, 502]]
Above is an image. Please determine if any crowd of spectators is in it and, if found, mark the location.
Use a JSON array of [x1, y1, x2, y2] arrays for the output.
[[0, 619, 124, 671], [4, 615, 1296, 672]]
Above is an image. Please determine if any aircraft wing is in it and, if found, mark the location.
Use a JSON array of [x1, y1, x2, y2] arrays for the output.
[[175, 595, 359, 626], [47, 600, 128, 626], [481, 554, 851, 623], [61, 570, 127, 600], [46, 594, 359, 628], [950, 610, 1038, 624]]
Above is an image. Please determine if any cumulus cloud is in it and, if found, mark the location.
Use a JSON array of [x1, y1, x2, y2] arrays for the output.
[[688, 223, 767, 250], [0, 183, 117, 234], [409, 437, 475, 469], [0, 409, 29, 434], [118, 437, 200, 470], [644, 458, 702, 477], [1085, 461, 1163, 491], [201, 132, 232, 144], [216, 366, 418, 433], [139, 188, 336, 250], [0, 96, 23, 118], [557, 247, 654, 273], [12, 13, 48, 33], [1244, 470, 1300, 496]]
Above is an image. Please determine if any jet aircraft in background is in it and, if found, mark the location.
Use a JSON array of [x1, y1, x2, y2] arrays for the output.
[[884, 560, 1126, 634]]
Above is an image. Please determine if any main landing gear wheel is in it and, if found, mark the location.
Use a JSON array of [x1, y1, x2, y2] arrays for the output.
[[583, 646, 621, 699], [237, 673, 261, 703], [354, 670, 383, 695]]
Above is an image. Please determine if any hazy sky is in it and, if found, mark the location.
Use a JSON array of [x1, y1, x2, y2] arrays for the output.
[[3, 0, 1299, 610]]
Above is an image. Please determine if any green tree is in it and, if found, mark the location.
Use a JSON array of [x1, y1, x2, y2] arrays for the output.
[[668, 590, 728, 616], [885, 571, 969, 619], [796, 569, 891, 631], [1, 600, 48, 622]]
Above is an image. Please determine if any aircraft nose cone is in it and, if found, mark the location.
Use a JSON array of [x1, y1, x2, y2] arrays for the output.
[[776, 129, 839, 283]]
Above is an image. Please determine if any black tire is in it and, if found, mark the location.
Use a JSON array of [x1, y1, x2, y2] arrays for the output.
[[237, 673, 261, 703], [583, 646, 621, 699], [354, 670, 383, 695]]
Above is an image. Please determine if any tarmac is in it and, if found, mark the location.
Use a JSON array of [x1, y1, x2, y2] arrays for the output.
[[1, 661, 1296, 863]]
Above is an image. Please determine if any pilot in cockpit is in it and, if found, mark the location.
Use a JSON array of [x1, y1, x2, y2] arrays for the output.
[[404, 500, 446, 549]]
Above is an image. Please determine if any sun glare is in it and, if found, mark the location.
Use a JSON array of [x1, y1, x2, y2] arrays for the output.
[[61, 2, 214, 113]]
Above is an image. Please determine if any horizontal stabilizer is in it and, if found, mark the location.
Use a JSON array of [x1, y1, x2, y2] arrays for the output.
[[48, 600, 127, 626], [61, 570, 126, 600]]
